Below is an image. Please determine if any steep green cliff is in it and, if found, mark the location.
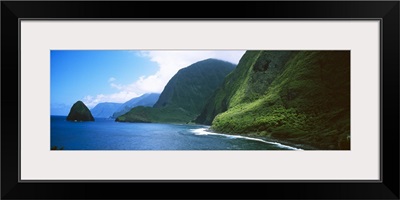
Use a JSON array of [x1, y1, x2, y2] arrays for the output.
[[199, 51, 350, 150], [116, 59, 236, 123], [195, 51, 293, 124]]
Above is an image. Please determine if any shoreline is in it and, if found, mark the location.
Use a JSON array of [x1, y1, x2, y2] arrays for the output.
[[204, 128, 318, 150]]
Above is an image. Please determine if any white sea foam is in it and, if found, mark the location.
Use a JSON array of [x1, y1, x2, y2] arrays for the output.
[[191, 128, 303, 150]]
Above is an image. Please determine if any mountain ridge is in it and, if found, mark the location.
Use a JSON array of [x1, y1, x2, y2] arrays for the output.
[[112, 93, 160, 118], [116, 58, 236, 123], [91, 102, 123, 118], [197, 51, 350, 150]]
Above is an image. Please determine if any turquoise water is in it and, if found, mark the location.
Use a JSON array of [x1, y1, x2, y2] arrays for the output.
[[50, 116, 299, 150]]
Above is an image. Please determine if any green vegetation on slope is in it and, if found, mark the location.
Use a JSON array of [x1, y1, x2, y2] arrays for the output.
[[195, 51, 293, 124], [116, 59, 236, 123], [115, 106, 193, 123], [206, 51, 350, 150]]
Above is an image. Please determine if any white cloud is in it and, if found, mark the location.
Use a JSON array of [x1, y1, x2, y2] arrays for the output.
[[83, 50, 246, 108], [135, 50, 246, 93]]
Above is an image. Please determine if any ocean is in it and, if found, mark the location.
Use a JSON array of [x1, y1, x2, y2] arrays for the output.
[[51, 116, 300, 150]]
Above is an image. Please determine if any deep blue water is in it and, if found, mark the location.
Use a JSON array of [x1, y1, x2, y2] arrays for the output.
[[51, 116, 300, 150]]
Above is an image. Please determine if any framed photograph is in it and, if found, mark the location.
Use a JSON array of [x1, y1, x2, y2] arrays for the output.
[[2, 1, 399, 199]]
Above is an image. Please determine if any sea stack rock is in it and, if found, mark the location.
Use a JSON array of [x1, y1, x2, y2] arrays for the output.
[[66, 101, 95, 122]]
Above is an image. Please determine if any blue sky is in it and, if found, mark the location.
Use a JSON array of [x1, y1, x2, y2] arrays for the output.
[[51, 50, 245, 113]]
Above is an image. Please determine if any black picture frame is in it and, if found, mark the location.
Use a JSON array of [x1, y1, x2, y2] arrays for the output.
[[2, 1, 399, 199]]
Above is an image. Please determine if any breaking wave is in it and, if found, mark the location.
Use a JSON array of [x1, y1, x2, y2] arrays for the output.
[[190, 128, 303, 150]]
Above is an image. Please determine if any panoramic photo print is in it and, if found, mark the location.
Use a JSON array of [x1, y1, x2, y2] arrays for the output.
[[51, 50, 350, 150]]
